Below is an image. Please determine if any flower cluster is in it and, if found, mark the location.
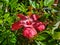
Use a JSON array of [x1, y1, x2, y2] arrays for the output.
[[11, 14, 46, 39]]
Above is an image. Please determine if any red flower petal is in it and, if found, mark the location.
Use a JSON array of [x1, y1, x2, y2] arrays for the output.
[[30, 14, 39, 21], [11, 21, 23, 31], [17, 14, 28, 20], [36, 24, 45, 31], [23, 27, 37, 39], [33, 22, 45, 31], [33, 21, 43, 27]]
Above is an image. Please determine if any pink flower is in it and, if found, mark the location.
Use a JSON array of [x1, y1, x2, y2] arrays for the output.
[[23, 27, 37, 39], [11, 21, 22, 31]]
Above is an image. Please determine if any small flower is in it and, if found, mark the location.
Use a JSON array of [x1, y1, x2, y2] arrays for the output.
[[23, 27, 37, 39]]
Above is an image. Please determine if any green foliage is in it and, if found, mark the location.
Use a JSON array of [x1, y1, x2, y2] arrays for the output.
[[35, 33, 48, 41], [0, 0, 60, 45], [0, 30, 16, 45], [16, 3, 28, 13]]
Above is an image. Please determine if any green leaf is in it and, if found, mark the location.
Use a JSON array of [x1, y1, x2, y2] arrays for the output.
[[0, 9, 3, 14], [40, 0, 44, 8], [0, 19, 3, 24], [0, 2, 3, 9], [32, 1, 36, 8], [35, 41, 46, 45], [0, 37, 4, 44], [44, 13, 50, 19], [4, 13, 9, 19], [44, 0, 54, 6], [7, 17, 13, 25], [10, 33, 16, 43], [16, 3, 27, 13], [29, 0, 36, 8], [2, 40, 7, 45], [36, 3, 39, 9], [53, 32, 60, 40], [36, 33, 48, 41], [0, 30, 16, 45], [9, 0, 18, 9], [52, 21, 60, 34]]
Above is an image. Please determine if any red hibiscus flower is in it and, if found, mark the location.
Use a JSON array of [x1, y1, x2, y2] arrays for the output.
[[11, 14, 46, 38]]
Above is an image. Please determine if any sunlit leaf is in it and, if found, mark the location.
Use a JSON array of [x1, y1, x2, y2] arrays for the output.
[[44, 0, 54, 6], [53, 32, 60, 40]]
